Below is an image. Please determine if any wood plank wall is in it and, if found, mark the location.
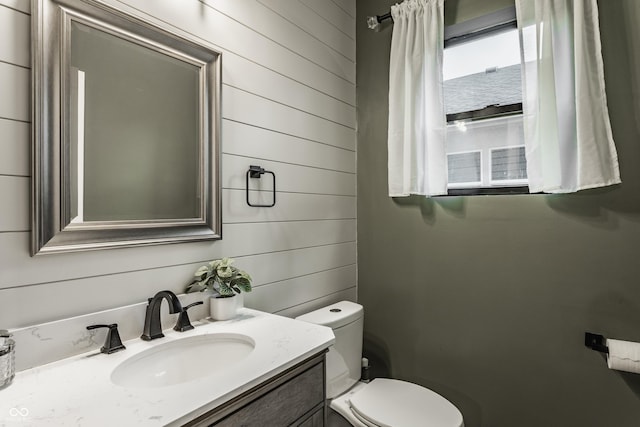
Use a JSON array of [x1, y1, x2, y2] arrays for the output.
[[0, 0, 357, 328]]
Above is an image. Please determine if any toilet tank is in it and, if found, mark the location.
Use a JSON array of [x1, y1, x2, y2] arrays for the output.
[[296, 301, 363, 398]]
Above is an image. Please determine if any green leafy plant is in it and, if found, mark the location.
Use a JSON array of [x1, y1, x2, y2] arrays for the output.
[[186, 257, 252, 297]]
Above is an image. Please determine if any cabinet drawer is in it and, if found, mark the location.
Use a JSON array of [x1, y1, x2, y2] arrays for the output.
[[296, 407, 325, 427], [184, 352, 327, 427], [213, 361, 324, 426]]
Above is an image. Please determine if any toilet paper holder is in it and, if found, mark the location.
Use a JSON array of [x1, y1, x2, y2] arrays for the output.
[[585, 332, 609, 354]]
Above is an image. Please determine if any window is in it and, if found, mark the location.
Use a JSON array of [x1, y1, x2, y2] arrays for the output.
[[447, 150, 482, 188], [490, 145, 527, 185], [443, 7, 528, 194]]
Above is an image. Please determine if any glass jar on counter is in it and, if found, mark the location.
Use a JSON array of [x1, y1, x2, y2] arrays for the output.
[[0, 330, 15, 389]]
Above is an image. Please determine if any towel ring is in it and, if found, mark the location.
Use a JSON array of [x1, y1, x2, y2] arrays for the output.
[[246, 165, 276, 208]]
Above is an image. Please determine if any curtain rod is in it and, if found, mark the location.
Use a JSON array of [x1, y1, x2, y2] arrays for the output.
[[366, 12, 392, 31]]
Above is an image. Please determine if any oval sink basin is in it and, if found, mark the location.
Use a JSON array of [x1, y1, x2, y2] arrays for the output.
[[111, 333, 255, 388]]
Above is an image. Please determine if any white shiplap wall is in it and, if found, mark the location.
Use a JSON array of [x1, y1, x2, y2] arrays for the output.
[[0, 0, 356, 329]]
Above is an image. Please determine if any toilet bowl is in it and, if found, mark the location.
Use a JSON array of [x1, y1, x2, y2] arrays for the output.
[[296, 301, 463, 427]]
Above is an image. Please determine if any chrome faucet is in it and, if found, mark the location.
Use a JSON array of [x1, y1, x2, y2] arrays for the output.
[[141, 290, 183, 341]]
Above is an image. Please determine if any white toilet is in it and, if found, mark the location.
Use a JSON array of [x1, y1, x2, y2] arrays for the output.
[[296, 301, 464, 427]]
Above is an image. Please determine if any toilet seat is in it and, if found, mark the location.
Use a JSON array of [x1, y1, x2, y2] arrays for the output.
[[347, 379, 464, 427]]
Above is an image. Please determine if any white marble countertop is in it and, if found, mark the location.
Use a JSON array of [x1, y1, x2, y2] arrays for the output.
[[0, 308, 334, 426]]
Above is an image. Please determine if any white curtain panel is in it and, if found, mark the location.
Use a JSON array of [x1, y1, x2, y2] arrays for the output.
[[516, 0, 621, 193], [388, 0, 446, 197]]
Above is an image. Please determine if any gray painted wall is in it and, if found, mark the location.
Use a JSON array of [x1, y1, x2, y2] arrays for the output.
[[356, 0, 640, 426], [0, 0, 356, 329]]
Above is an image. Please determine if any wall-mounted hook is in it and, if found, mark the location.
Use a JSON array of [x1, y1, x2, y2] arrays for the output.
[[246, 165, 276, 207]]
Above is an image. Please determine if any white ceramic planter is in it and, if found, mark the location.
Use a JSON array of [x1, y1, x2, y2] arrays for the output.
[[209, 295, 238, 320]]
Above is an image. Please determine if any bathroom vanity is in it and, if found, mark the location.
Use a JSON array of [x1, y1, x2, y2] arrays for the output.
[[186, 352, 326, 426], [0, 309, 334, 426]]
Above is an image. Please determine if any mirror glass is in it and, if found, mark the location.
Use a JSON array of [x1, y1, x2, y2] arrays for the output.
[[32, 0, 222, 255], [69, 21, 200, 222]]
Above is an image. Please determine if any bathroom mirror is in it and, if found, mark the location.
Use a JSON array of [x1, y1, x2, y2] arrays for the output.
[[32, 0, 222, 255]]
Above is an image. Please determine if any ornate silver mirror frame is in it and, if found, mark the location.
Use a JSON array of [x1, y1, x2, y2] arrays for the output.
[[32, 0, 222, 255]]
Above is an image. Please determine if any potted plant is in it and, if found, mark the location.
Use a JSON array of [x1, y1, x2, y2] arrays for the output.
[[186, 257, 252, 320]]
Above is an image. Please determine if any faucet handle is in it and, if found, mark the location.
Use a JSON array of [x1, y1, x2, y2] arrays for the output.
[[174, 301, 204, 332], [87, 324, 126, 354]]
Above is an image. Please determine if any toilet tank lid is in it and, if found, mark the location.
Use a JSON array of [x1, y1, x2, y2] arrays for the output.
[[295, 301, 363, 329]]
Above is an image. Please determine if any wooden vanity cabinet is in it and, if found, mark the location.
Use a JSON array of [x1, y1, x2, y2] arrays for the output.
[[184, 351, 327, 427]]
